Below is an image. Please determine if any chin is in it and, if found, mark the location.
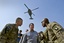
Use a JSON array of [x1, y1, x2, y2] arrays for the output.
[[43, 26, 45, 27]]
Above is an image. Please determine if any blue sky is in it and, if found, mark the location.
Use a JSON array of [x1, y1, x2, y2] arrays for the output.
[[0, 0, 64, 34]]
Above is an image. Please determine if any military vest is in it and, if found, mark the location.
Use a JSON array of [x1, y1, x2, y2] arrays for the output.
[[0, 24, 18, 43]]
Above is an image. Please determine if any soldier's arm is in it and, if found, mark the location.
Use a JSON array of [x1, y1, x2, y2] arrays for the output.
[[43, 30, 48, 40], [37, 33, 40, 43], [22, 34, 27, 43]]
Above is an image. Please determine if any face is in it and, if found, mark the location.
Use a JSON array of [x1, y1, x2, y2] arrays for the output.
[[17, 20, 23, 26], [30, 24, 34, 30], [42, 21, 46, 27]]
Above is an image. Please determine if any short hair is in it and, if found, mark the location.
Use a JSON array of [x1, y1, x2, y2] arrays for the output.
[[29, 23, 34, 27], [41, 18, 49, 24], [16, 17, 23, 22], [44, 18, 49, 24]]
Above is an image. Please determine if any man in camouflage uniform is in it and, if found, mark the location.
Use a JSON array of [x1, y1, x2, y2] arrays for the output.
[[38, 31, 47, 43], [0, 17, 23, 43], [41, 18, 64, 43]]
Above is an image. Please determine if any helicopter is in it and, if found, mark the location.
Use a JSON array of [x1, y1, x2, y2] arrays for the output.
[[24, 4, 39, 19]]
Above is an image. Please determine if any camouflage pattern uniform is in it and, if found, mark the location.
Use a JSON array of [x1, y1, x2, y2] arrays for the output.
[[44, 27, 57, 43], [0, 24, 18, 43], [49, 22, 64, 43], [44, 21, 64, 43], [38, 23, 57, 43], [38, 31, 47, 43], [38, 30, 56, 43]]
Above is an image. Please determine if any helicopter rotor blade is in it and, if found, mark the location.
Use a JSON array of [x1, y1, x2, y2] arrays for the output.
[[32, 13, 35, 16], [24, 4, 29, 9], [32, 7, 39, 11]]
